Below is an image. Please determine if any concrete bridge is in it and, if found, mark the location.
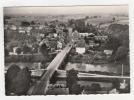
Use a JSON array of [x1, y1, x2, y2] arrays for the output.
[[27, 43, 73, 95], [27, 42, 130, 95]]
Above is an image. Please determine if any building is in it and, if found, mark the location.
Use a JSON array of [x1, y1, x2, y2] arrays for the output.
[[79, 32, 95, 37], [72, 30, 79, 41], [79, 33, 89, 37], [104, 50, 113, 58], [94, 36, 108, 41], [19, 29, 26, 34], [10, 25, 17, 30]]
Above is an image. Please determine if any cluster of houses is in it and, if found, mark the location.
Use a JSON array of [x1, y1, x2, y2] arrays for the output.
[[71, 29, 112, 58], [5, 16, 112, 58], [4, 19, 71, 55]]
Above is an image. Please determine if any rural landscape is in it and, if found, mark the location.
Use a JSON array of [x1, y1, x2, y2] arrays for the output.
[[4, 6, 130, 95]]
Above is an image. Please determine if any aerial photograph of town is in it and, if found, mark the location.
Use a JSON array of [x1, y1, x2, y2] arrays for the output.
[[4, 5, 130, 95]]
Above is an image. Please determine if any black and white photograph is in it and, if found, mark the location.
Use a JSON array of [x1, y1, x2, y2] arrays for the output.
[[3, 5, 130, 96]]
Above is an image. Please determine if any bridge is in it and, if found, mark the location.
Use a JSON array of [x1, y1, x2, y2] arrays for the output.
[[27, 43, 73, 95], [27, 42, 130, 95]]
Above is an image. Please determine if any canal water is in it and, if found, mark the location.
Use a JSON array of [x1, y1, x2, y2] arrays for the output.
[[69, 47, 130, 76], [65, 62, 130, 76], [5, 47, 130, 76]]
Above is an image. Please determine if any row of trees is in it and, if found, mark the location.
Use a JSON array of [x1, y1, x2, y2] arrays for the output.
[[21, 21, 36, 27], [68, 18, 98, 34]]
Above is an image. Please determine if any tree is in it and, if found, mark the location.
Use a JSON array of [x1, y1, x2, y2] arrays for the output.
[[11, 67, 31, 95], [106, 35, 121, 53], [68, 19, 75, 26], [5, 48, 9, 57], [5, 64, 21, 95], [114, 46, 128, 62], [16, 47, 22, 55], [90, 83, 101, 91], [32, 44, 39, 53], [21, 21, 30, 27], [74, 19, 86, 32], [31, 21, 35, 25], [112, 17, 116, 22], [50, 71, 58, 84], [105, 24, 129, 63], [40, 42, 49, 58], [22, 45, 31, 54], [66, 68, 79, 94], [85, 16, 89, 19], [71, 84, 83, 94], [84, 36, 89, 44], [5, 65, 31, 95]]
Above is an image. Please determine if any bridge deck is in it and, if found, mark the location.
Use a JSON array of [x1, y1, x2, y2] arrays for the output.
[[27, 44, 73, 95]]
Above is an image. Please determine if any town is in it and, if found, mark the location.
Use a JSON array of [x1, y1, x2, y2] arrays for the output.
[[4, 6, 130, 95]]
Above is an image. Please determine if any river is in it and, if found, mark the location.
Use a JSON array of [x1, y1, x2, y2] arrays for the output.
[[65, 62, 130, 76]]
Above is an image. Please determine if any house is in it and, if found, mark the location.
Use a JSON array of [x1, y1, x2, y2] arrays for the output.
[[79, 32, 95, 37], [79, 33, 89, 37], [19, 29, 26, 34], [104, 50, 113, 58], [88, 33, 95, 37], [54, 33, 58, 37], [57, 41, 62, 49], [76, 47, 85, 54], [94, 36, 108, 41], [10, 25, 17, 30], [39, 25, 44, 30], [40, 33, 45, 38], [25, 26, 32, 33], [72, 30, 79, 41]]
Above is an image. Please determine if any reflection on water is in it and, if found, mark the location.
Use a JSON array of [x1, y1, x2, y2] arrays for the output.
[[65, 62, 130, 75], [5, 62, 130, 76]]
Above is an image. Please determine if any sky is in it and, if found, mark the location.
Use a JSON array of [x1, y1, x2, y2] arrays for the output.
[[4, 5, 128, 15]]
